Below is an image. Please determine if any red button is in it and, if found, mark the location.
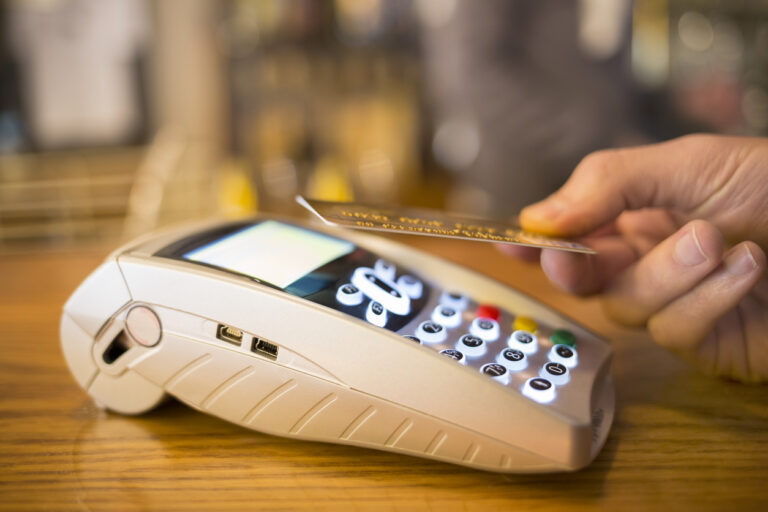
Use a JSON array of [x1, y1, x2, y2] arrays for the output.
[[476, 304, 500, 321]]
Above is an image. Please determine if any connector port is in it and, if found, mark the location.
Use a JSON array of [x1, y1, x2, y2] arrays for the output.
[[216, 324, 243, 346], [103, 331, 132, 364], [251, 337, 279, 359]]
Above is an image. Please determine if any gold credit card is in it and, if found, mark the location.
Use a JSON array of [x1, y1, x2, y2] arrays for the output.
[[296, 196, 596, 254]]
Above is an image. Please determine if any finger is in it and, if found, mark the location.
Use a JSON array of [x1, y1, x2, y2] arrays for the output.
[[615, 209, 679, 239], [647, 241, 767, 355], [602, 220, 725, 326], [495, 243, 540, 262], [738, 289, 768, 383], [615, 208, 680, 254], [540, 236, 637, 295], [519, 134, 744, 237]]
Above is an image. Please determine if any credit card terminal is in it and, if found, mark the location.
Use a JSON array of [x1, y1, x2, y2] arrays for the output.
[[61, 218, 614, 473]]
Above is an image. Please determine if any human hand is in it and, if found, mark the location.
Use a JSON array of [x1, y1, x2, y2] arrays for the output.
[[510, 134, 768, 383]]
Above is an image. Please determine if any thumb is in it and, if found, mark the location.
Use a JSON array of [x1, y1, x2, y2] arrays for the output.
[[519, 135, 738, 237]]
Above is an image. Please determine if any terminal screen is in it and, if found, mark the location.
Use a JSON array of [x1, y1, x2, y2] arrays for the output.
[[182, 220, 355, 289]]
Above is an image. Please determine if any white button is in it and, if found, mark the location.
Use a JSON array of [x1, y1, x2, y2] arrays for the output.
[[374, 259, 396, 281], [416, 321, 446, 344], [397, 275, 423, 299], [548, 344, 578, 368], [439, 291, 468, 311], [351, 267, 410, 316], [456, 334, 486, 357], [522, 378, 556, 404], [440, 349, 467, 365], [469, 317, 499, 342], [540, 362, 570, 386], [496, 348, 527, 372], [481, 363, 510, 385], [507, 330, 538, 354], [125, 306, 161, 347], [336, 283, 363, 306], [365, 301, 387, 327], [431, 305, 462, 328]]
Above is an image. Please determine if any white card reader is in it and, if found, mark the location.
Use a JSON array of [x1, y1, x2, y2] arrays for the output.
[[60, 217, 614, 473]]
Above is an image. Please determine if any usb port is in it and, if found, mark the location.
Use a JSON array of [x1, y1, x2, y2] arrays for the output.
[[251, 337, 279, 359], [216, 324, 243, 346]]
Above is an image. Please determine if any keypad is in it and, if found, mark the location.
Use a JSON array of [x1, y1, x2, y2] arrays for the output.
[[361, 258, 589, 407], [457, 334, 486, 357], [351, 267, 410, 315], [439, 291, 468, 311], [497, 348, 527, 372], [397, 275, 423, 299], [366, 301, 387, 327], [469, 317, 500, 342], [399, 288, 590, 407], [540, 362, 569, 386], [508, 330, 538, 355], [513, 316, 538, 333], [523, 377, 556, 403], [431, 305, 462, 329], [551, 328, 577, 347], [440, 348, 467, 365], [336, 283, 363, 306], [481, 363, 510, 385], [476, 304, 500, 321], [374, 259, 397, 281], [417, 320, 447, 344], [549, 344, 578, 368]]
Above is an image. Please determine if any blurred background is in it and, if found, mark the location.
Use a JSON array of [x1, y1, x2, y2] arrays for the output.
[[0, 0, 767, 252]]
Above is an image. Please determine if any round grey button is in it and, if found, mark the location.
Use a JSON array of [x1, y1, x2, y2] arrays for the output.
[[125, 305, 162, 347]]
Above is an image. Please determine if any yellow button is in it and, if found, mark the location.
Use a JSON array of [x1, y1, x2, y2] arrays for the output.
[[513, 316, 538, 333]]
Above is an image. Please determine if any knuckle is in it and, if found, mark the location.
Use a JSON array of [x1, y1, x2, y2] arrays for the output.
[[647, 314, 682, 349], [575, 150, 618, 182], [600, 295, 647, 327], [674, 133, 720, 150]]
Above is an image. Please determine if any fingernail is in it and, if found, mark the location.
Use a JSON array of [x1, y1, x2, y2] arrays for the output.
[[673, 226, 708, 266], [725, 245, 759, 277], [522, 198, 567, 222]]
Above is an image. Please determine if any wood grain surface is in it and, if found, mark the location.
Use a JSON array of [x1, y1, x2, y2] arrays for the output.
[[1, 235, 767, 511]]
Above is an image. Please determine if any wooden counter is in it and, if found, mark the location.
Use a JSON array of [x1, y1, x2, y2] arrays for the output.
[[2, 235, 767, 511]]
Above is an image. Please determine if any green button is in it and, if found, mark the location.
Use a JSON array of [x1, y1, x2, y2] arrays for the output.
[[551, 329, 576, 347]]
